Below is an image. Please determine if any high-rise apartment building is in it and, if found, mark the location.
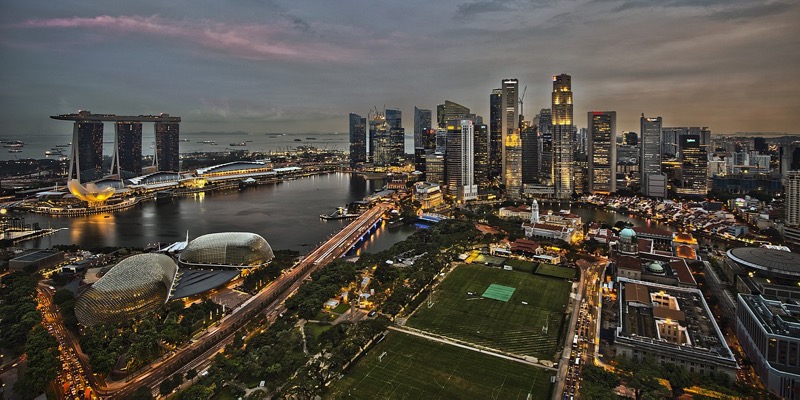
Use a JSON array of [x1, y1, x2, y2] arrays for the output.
[[473, 123, 489, 191], [489, 89, 503, 180], [413, 107, 432, 150], [348, 113, 367, 167], [588, 111, 617, 194], [552, 74, 574, 199], [501, 79, 521, 198], [112, 121, 143, 179], [69, 121, 104, 182], [154, 121, 180, 172], [677, 134, 708, 195], [445, 120, 478, 202], [640, 114, 666, 197]]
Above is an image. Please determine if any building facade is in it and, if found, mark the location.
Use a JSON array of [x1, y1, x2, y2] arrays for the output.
[[349, 113, 367, 167], [640, 114, 666, 197], [413, 107, 432, 150], [71, 121, 104, 182], [537, 108, 553, 184], [473, 122, 489, 191], [489, 89, 503, 180], [677, 134, 708, 195], [445, 120, 477, 202], [111, 121, 143, 179], [154, 121, 180, 172], [501, 79, 521, 198], [588, 111, 617, 194], [552, 74, 574, 199]]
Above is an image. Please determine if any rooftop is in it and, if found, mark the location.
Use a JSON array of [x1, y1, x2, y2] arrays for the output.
[[11, 250, 63, 263], [726, 247, 800, 278], [739, 294, 800, 340]]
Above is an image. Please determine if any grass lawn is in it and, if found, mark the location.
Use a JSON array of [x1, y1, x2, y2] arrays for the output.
[[473, 254, 507, 266], [407, 264, 571, 360], [304, 321, 332, 339], [534, 263, 576, 280], [503, 258, 537, 273], [332, 303, 351, 314], [326, 332, 554, 400]]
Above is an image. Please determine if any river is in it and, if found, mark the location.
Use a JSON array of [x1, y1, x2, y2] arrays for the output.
[[15, 174, 679, 253]]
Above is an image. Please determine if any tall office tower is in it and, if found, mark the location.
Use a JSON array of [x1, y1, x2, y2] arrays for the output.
[[385, 108, 405, 162], [445, 120, 478, 202], [489, 88, 503, 180], [521, 123, 538, 185], [413, 107, 432, 150], [623, 131, 638, 146], [753, 137, 767, 154], [501, 79, 521, 198], [552, 74, 575, 199], [348, 113, 367, 168], [537, 109, 553, 183], [68, 121, 104, 182], [575, 127, 588, 155], [640, 114, 666, 197], [588, 111, 617, 194], [425, 152, 445, 185], [473, 123, 490, 190], [435, 128, 448, 154], [436, 100, 470, 129], [574, 153, 589, 194], [154, 121, 180, 172], [780, 144, 800, 179], [662, 127, 712, 157], [677, 134, 708, 195], [112, 121, 143, 179], [787, 171, 800, 227], [369, 112, 391, 166]]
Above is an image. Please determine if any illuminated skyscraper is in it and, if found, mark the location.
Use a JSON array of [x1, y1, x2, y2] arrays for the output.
[[473, 123, 489, 190], [537, 108, 553, 183], [413, 107, 432, 150], [588, 111, 617, 194], [552, 74, 574, 198], [154, 121, 180, 172], [676, 134, 708, 195], [445, 120, 478, 202], [521, 123, 538, 185], [489, 88, 503, 180], [69, 120, 104, 182], [787, 171, 800, 227], [640, 114, 666, 197], [501, 79, 521, 198], [348, 113, 367, 167], [112, 121, 143, 179], [369, 112, 390, 166]]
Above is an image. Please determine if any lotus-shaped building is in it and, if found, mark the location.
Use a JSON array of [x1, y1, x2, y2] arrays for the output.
[[67, 179, 115, 207]]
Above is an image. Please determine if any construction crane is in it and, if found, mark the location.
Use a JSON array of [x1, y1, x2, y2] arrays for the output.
[[518, 85, 528, 119]]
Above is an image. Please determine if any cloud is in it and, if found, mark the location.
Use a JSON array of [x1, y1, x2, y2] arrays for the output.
[[18, 15, 356, 62], [455, 0, 514, 19]]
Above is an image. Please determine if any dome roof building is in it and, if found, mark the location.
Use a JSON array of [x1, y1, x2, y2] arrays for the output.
[[618, 227, 639, 255], [75, 254, 178, 326], [180, 232, 274, 268]]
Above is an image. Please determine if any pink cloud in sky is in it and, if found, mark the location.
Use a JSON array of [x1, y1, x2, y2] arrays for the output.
[[18, 15, 357, 62]]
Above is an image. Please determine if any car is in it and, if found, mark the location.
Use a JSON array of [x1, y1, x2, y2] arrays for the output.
[[368, 310, 377, 317]]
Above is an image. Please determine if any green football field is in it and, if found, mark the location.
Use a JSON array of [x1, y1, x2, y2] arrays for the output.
[[326, 332, 554, 400], [407, 264, 572, 360]]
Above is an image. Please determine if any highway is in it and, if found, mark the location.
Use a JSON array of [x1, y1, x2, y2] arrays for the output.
[[86, 203, 389, 398]]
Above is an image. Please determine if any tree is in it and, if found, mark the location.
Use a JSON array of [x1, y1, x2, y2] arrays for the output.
[[185, 368, 198, 383], [130, 386, 155, 400]]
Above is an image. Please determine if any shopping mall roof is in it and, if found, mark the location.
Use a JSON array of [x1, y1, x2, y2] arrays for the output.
[[726, 247, 800, 278]]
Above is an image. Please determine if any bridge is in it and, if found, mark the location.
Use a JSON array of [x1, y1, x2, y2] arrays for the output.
[[95, 203, 389, 398]]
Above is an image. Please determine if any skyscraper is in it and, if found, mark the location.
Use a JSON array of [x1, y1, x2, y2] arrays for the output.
[[489, 88, 503, 180], [473, 123, 489, 191], [69, 121, 104, 183], [501, 79, 521, 198], [521, 123, 538, 185], [154, 121, 180, 172], [786, 171, 800, 227], [369, 112, 390, 166], [677, 134, 708, 195], [640, 114, 666, 197], [445, 120, 477, 202], [588, 111, 617, 194], [112, 121, 143, 179], [348, 113, 367, 167], [385, 108, 405, 162], [436, 100, 470, 129], [537, 108, 553, 183], [661, 127, 711, 157], [413, 107, 432, 150], [552, 74, 574, 199]]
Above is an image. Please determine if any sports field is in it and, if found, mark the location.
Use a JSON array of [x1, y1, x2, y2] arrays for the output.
[[326, 332, 553, 399], [407, 264, 571, 359], [534, 263, 577, 280]]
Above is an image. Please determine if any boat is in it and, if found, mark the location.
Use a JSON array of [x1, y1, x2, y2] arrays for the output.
[[3, 143, 23, 148], [197, 140, 217, 144], [8, 149, 22, 153], [320, 207, 360, 220], [180, 138, 191, 142], [45, 150, 63, 156], [56, 144, 70, 148], [294, 139, 302, 142], [155, 190, 174, 203], [230, 142, 247, 146], [306, 137, 317, 140]]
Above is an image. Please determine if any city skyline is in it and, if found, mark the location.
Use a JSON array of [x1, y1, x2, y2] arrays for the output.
[[2, 1, 799, 136]]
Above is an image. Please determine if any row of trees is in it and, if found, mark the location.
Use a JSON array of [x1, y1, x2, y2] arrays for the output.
[[13, 327, 61, 399], [240, 249, 300, 293], [0, 272, 39, 355]]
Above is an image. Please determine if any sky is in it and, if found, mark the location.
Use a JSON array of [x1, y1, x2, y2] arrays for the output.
[[1, 0, 799, 136]]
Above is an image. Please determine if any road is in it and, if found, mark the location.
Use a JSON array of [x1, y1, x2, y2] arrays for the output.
[[80, 203, 389, 398]]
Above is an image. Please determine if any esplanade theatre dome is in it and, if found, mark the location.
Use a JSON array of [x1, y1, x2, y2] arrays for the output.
[[180, 232, 274, 267], [75, 254, 178, 326]]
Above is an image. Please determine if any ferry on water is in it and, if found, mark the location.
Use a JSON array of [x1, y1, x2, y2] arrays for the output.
[[320, 207, 360, 220]]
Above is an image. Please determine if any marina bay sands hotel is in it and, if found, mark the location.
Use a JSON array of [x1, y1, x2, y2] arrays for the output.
[[51, 111, 181, 182]]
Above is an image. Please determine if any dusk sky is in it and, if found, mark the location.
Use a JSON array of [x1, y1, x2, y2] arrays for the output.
[[2, 0, 799, 136]]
